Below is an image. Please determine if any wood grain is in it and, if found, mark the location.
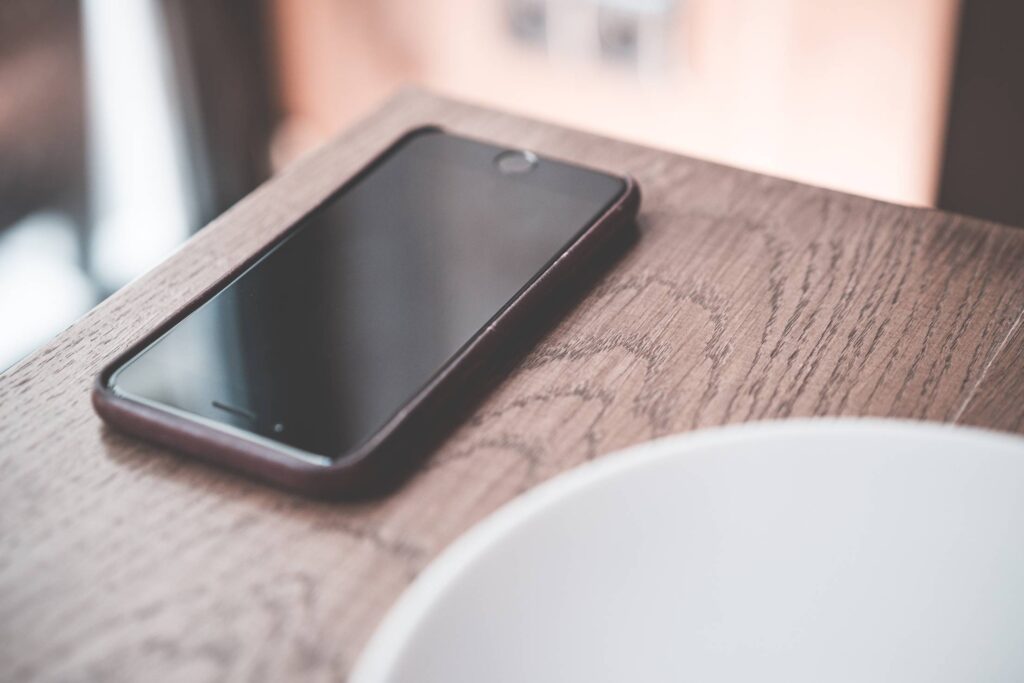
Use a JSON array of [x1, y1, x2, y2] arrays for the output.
[[957, 311, 1024, 432], [2, 88, 1024, 682]]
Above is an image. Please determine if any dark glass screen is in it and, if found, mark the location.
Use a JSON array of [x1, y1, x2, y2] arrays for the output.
[[111, 131, 625, 460]]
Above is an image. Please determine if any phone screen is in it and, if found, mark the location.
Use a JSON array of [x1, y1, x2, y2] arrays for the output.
[[109, 130, 626, 462]]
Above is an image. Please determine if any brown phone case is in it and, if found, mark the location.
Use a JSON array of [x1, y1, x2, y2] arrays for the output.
[[93, 127, 641, 499]]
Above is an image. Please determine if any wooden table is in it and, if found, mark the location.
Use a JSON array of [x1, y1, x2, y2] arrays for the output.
[[3, 89, 1024, 681]]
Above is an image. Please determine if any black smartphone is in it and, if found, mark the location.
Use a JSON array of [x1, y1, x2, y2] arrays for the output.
[[93, 128, 639, 497]]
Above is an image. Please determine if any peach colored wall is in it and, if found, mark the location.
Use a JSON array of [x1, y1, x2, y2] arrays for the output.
[[272, 0, 959, 206]]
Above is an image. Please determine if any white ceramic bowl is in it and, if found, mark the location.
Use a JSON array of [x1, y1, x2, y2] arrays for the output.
[[353, 419, 1024, 683]]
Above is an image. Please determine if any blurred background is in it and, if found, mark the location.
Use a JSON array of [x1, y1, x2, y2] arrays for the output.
[[1, 0, 1021, 371]]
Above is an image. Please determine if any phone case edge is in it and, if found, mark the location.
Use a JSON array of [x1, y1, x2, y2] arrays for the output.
[[91, 131, 641, 499]]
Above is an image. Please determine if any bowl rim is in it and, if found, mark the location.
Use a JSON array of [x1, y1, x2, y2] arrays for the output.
[[350, 417, 1024, 682]]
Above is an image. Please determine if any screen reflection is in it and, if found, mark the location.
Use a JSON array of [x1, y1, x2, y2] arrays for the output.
[[112, 131, 625, 459]]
